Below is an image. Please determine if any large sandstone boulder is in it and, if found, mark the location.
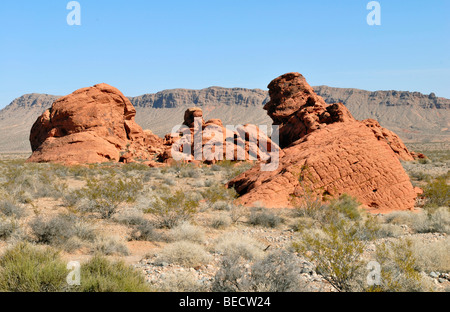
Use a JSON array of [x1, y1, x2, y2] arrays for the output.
[[27, 83, 163, 165], [228, 73, 418, 213], [264, 72, 418, 161]]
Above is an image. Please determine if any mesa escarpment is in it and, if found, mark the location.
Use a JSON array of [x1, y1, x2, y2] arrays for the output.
[[228, 72, 419, 213]]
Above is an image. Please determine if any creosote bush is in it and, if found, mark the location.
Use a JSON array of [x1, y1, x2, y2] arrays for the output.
[[30, 214, 97, 251], [249, 207, 283, 228], [145, 189, 199, 229], [75, 175, 144, 219], [370, 239, 432, 292], [423, 176, 449, 208], [292, 218, 371, 292]]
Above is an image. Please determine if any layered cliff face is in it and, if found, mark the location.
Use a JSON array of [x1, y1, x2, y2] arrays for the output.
[[228, 73, 419, 213]]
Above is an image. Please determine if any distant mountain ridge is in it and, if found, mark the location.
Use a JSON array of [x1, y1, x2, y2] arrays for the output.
[[0, 86, 448, 153]]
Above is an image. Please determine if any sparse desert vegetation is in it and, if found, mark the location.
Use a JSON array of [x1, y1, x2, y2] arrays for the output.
[[0, 148, 448, 292]]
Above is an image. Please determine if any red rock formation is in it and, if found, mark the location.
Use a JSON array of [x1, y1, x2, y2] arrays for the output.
[[264, 72, 420, 161], [228, 73, 418, 213], [27, 83, 163, 165], [161, 107, 283, 165]]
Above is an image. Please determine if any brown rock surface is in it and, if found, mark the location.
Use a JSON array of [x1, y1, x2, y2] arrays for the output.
[[228, 73, 418, 213], [27, 83, 162, 165]]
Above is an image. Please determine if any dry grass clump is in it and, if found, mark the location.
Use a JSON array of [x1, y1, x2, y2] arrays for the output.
[[384, 208, 450, 234], [156, 271, 207, 292], [154, 241, 211, 267], [29, 214, 97, 252], [213, 232, 265, 260], [93, 236, 130, 256], [169, 222, 205, 244]]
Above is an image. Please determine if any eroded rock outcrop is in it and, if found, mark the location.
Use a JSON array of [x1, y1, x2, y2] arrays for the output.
[[27, 83, 163, 165], [160, 107, 283, 165], [228, 73, 418, 213]]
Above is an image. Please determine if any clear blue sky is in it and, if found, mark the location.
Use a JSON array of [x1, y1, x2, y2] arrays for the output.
[[0, 0, 449, 108]]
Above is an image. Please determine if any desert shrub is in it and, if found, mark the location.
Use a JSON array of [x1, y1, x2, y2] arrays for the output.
[[113, 208, 162, 241], [30, 214, 96, 251], [211, 253, 250, 292], [0, 243, 68, 292], [93, 236, 129, 256], [156, 271, 207, 292], [0, 217, 18, 240], [423, 176, 449, 208], [371, 239, 431, 292], [375, 223, 405, 238], [247, 249, 304, 292], [328, 194, 362, 221], [294, 193, 362, 225], [162, 177, 176, 186], [130, 220, 161, 241], [230, 204, 247, 224], [214, 232, 265, 260], [76, 175, 144, 219], [178, 167, 202, 179], [292, 218, 368, 292], [0, 199, 26, 218], [411, 237, 450, 273], [155, 241, 211, 268], [75, 255, 151, 292], [201, 184, 237, 205], [169, 222, 205, 244], [145, 189, 199, 229], [210, 213, 232, 229], [212, 249, 304, 292], [0, 164, 67, 201], [384, 209, 450, 234], [249, 208, 283, 228], [211, 201, 233, 211], [30, 214, 76, 246], [113, 208, 147, 226]]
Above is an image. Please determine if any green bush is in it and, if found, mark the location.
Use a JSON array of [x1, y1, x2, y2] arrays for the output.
[[75, 255, 151, 292], [145, 189, 199, 229], [423, 176, 449, 208], [292, 218, 369, 292], [0, 243, 68, 292], [201, 184, 237, 205], [249, 208, 283, 228], [30, 214, 97, 251], [76, 175, 144, 219], [370, 239, 431, 292]]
